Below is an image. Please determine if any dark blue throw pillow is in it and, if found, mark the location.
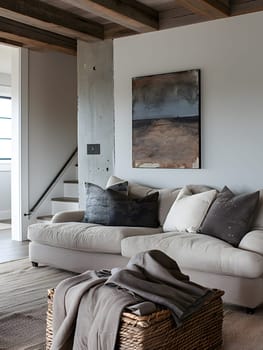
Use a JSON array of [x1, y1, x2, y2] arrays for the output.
[[84, 182, 159, 227]]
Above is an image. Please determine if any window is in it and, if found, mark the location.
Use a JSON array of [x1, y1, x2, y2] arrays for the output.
[[0, 96, 12, 160]]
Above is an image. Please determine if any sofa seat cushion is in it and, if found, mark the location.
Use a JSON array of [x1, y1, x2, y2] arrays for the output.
[[239, 230, 263, 255], [121, 232, 263, 279], [28, 222, 162, 254]]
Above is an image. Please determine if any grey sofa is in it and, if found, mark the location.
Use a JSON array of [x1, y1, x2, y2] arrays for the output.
[[28, 178, 263, 310]]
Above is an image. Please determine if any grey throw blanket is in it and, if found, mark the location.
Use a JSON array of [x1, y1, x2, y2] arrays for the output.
[[107, 250, 212, 325], [51, 270, 140, 350], [52, 250, 212, 350]]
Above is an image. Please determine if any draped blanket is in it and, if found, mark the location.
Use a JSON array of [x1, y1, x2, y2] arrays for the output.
[[51, 250, 212, 350]]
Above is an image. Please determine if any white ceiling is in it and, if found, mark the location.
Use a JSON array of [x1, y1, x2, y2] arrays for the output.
[[0, 44, 15, 74]]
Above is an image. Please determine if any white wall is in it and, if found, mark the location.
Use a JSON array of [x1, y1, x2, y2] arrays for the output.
[[28, 51, 77, 209], [114, 11, 263, 193]]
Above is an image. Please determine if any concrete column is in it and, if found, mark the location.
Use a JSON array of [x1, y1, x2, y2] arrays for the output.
[[77, 40, 114, 208]]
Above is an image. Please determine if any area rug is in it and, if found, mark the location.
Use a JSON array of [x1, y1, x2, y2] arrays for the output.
[[0, 258, 74, 349], [0, 258, 263, 350], [223, 305, 263, 350]]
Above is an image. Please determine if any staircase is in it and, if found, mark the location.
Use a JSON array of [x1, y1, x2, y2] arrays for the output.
[[36, 165, 79, 223]]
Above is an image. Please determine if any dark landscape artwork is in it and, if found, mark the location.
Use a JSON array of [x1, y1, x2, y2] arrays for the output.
[[132, 69, 201, 168]]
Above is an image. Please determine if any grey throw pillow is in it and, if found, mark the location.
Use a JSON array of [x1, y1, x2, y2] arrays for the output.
[[83, 183, 159, 227], [198, 186, 259, 247]]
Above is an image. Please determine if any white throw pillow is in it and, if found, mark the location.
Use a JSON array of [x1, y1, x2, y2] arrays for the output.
[[163, 186, 217, 233]]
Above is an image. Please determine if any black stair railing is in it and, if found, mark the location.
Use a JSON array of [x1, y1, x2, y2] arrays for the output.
[[24, 147, 78, 217]]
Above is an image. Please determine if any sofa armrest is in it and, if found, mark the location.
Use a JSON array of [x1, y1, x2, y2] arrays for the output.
[[239, 230, 263, 256], [51, 210, 85, 223]]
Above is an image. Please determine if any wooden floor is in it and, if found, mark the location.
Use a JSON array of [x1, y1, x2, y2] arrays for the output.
[[0, 228, 29, 263]]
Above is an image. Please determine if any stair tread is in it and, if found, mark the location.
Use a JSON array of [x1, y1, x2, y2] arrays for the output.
[[52, 197, 79, 202], [37, 215, 53, 221], [64, 180, 78, 184]]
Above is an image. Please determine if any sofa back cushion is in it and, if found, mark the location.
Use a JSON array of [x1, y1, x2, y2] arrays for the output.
[[107, 176, 177, 225], [106, 176, 215, 227], [128, 182, 182, 226], [129, 183, 214, 227], [84, 183, 160, 227], [157, 188, 180, 226], [163, 186, 217, 233]]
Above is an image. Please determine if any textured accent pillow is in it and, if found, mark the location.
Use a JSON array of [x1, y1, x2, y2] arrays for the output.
[[163, 186, 217, 233], [198, 186, 260, 247], [106, 176, 181, 225], [84, 183, 159, 227]]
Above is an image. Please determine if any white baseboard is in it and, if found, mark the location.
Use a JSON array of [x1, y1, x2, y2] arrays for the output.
[[0, 210, 11, 220]]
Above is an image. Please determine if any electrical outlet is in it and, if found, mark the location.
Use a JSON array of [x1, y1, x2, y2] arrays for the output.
[[87, 144, 100, 155]]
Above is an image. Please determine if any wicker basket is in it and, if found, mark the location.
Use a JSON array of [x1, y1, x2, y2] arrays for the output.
[[46, 288, 224, 350]]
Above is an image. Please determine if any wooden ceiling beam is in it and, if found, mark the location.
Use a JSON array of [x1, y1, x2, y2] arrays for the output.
[[60, 0, 159, 32], [104, 23, 135, 39], [177, 0, 230, 19], [0, 0, 103, 42], [0, 37, 23, 48], [0, 17, 76, 55], [231, 0, 263, 16]]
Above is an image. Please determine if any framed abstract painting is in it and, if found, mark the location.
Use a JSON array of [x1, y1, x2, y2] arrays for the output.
[[132, 69, 201, 169]]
